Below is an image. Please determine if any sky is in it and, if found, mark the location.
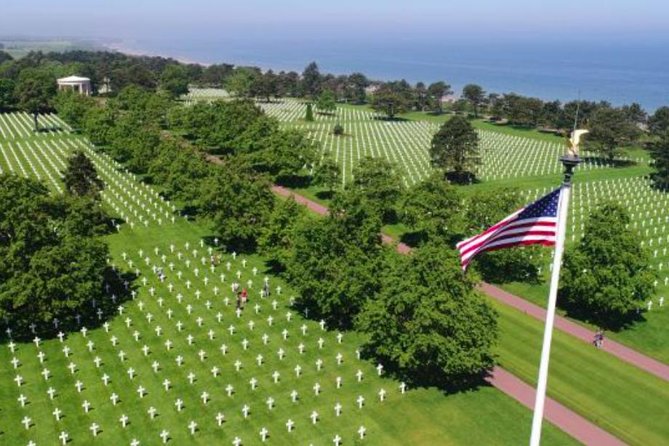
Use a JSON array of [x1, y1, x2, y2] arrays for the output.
[[1, 0, 668, 44]]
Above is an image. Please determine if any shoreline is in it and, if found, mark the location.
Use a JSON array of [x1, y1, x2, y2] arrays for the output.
[[103, 41, 210, 67]]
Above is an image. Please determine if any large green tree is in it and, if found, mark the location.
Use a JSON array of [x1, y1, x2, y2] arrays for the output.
[[0, 175, 109, 335], [258, 197, 306, 270], [399, 173, 462, 244], [370, 84, 410, 119], [559, 202, 656, 328], [301, 62, 322, 99], [462, 84, 485, 117], [427, 81, 452, 114], [586, 107, 640, 161], [62, 150, 104, 197], [159, 64, 190, 98], [650, 130, 669, 185], [316, 89, 336, 114], [54, 90, 96, 131], [649, 106, 669, 136], [430, 116, 480, 183], [312, 156, 341, 194], [287, 190, 384, 328], [356, 242, 497, 387], [0, 78, 16, 111], [351, 156, 404, 222], [15, 68, 57, 130]]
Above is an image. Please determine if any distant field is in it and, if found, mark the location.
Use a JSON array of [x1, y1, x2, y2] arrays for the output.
[[0, 39, 102, 58]]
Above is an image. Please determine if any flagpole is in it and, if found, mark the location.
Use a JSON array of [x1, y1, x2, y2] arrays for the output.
[[529, 154, 580, 446]]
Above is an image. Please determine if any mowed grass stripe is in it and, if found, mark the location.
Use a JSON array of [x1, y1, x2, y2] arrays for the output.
[[493, 299, 669, 445]]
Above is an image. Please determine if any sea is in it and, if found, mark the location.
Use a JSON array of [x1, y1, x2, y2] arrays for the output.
[[116, 36, 669, 112]]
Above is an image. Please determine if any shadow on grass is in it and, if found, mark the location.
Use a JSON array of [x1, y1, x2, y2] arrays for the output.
[[0, 268, 137, 343], [372, 116, 410, 122], [315, 190, 335, 200], [560, 300, 648, 332], [581, 156, 636, 168], [358, 346, 494, 394]]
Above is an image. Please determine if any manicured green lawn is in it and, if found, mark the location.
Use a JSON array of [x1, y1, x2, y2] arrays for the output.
[[0, 220, 578, 445], [493, 299, 669, 445]]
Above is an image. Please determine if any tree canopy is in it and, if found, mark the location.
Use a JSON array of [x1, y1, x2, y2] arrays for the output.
[[351, 156, 404, 222], [462, 84, 485, 117], [586, 106, 640, 161], [559, 202, 656, 329], [430, 116, 480, 183], [356, 242, 497, 387], [0, 175, 110, 335], [62, 150, 105, 198]]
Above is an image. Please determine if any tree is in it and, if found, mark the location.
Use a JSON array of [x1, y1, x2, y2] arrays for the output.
[[370, 85, 409, 119], [559, 203, 656, 329], [462, 84, 485, 117], [430, 116, 480, 183], [255, 70, 278, 102], [225, 68, 256, 98], [15, 68, 57, 130], [649, 106, 669, 136], [351, 156, 404, 222], [0, 78, 16, 111], [0, 50, 12, 64], [316, 90, 336, 114], [258, 197, 305, 270], [0, 175, 109, 334], [427, 81, 452, 114], [197, 170, 275, 251], [54, 90, 95, 131], [649, 130, 669, 185], [356, 242, 497, 387], [586, 107, 640, 161], [159, 64, 190, 98], [305, 102, 314, 122], [345, 72, 368, 104], [301, 62, 322, 99], [312, 156, 340, 194], [399, 173, 462, 244], [62, 151, 105, 198], [287, 190, 383, 328]]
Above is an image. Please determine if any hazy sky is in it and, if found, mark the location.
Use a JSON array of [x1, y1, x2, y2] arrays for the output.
[[2, 0, 668, 43]]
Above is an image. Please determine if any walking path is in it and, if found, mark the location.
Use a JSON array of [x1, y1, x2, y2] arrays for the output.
[[272, 186, 669, 382], [488, 367, 626, 446]]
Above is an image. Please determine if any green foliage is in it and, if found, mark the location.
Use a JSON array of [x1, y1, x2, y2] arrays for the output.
[[147, 140, 210, 202], [254, 69, 278, 102], [287, 190, 383, 328], [344, 72, 368, 104], [586, 107, 641, 161], [82, 106, 115, 146], [54, 90, 95, 130], [244, 128, 318, 182], [305, 102, 314, 121], [258, 197, 306, 269], [225, 67, 257, 98], [197, 170, 275, 251], [0, 175, 109, 333], [650, 130, 669, 184], [0, 78, 16, 111], [15, 67, 57, 130], [430, 115, 480, 183], [560, 202, 656, 329], [462, 84, 485, 117], [316, 89, 336, 113], [159, 64, 190, 98], [62, 150, 104, 197], [351, 156, 404, 222], [427, 81, 452, 113], [312, 156, 341, 192], [333, 123, 344, 136], [301, 62, 322, 99], [399, 173, 462, 244], [370, 84, 410, 119], [356, 242, 497, 387], [649, 106, 669, 136]]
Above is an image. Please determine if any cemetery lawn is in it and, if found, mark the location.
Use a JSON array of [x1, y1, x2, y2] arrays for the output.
[[0, 219, 578, 446], [493, 299, 669, 446]]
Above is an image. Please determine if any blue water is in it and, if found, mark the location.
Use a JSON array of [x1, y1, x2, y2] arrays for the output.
[[126, 36, 669, 111]]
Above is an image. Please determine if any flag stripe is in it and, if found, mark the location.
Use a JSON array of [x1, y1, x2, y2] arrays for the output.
[[457, 188, 562, 270]]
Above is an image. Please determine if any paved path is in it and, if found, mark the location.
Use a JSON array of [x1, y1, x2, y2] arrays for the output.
[[488, 367, 626, 446], [273, 186, 669, 382], [271, 186, 634, 444], [480, 283, 669, 382]]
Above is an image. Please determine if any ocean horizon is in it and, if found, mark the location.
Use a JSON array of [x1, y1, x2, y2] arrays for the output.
[[113, 36, 669, 111]]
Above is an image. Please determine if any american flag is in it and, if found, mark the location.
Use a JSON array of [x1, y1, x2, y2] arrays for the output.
[[457, 188, 563, 270]]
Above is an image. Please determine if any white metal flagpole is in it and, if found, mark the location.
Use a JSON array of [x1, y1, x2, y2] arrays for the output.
[[528, 154, 580, 446]]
